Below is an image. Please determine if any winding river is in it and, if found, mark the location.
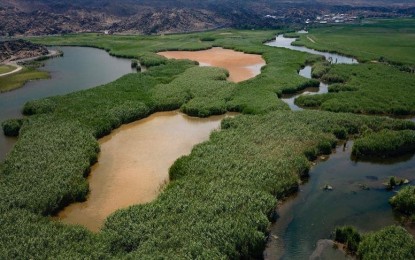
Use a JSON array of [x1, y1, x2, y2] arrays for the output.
[[0, 46, 134, 161], [265, 34, 415, 259]]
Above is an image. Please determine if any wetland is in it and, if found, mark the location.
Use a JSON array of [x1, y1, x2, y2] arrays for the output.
[[1, 21, 415, 259]]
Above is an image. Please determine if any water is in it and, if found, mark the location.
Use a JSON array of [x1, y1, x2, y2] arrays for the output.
[[265, 35, 358, 64], [0, 46, 134, 161], [281, 66, 329, 111], [266, 34, 358, 111], [264, 33, 415, 259], [56, 111, 235, 232], [158, 47, 265, 83], [264, 142, 415, 259]]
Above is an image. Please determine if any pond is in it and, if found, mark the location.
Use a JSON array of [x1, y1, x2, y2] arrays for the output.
[[55, 111, 236, 232], [0, 46, 134, 161], [158, 47, 265, 83]]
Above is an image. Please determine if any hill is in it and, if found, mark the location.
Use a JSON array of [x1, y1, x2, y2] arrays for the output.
[[0, 0, 414, 36]]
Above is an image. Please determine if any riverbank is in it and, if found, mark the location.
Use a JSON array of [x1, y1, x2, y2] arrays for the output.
[[0, 50, 62, 93]]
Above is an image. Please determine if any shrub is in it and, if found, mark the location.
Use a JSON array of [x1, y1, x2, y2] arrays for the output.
[[358, 226, 415, 260], [23, 98, 57, 115], [352, 129, 415, 158], [390, 185, 415, 215], [1, 119, 25, 137], [334, 226, 361, 253]]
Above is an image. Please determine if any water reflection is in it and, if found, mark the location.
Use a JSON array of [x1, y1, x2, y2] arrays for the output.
[[264, 141, 415, 259], [0, 46, 134, 161]]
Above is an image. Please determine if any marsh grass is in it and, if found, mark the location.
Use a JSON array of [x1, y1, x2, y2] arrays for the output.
[[1, 28, 414, 258], [0, 67, 49, 93], [295, 63, 415, 116]]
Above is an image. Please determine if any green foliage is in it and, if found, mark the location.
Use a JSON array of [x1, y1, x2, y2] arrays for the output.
[[200, 36, 217, 42], [311, 61, 330, 79], [1, 116, 99, 215], [0, 67, 49, 93], [295, 19, 415, 66], [0, 27, 413, 258], [295, 63, 415, 116], [352, 129, 415, 158], [1, 118, 24, 137], [328, 83, 359, 93], [131, 59, 138, 68], [334, 226, 361, 253], [0, 207, 110, 259], [0, 65, 16, 74], [23, 98, 57, 115], [137, 52, 167, 67], [152, 66, 234, 117], [390, 185, 415, 215], [358, 225, 415, 260]]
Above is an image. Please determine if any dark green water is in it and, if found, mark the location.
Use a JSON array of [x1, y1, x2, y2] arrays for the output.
[[0, 46, 134, 161], [264, 142, 415, 259]]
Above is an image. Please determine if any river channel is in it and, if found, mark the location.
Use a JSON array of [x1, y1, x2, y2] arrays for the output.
[[264, 33, 415, 259]]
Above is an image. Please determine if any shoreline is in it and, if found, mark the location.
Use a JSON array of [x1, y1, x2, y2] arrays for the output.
[[0, 49, 61, 78]]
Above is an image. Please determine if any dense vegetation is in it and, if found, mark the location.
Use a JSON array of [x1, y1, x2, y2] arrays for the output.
[[358, 226, 415, 260], [1, 25, 414, 258], [335, 225, 415, 259], [295, 19, 415, 67], [334, 226, 361, 253], [0, 66, 49, 93], [352, 129, 415, 158], [295, 63, 415, 115], [390, 185, 415, 215], [2, 103, 413, 258]]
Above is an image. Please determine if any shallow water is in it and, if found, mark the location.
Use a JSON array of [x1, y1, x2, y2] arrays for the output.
[[158, 47, 266, 83], [267, 34, 357, 111], [266, 35, 358, 64], [56, 111, 235, 232], [281, 66, 329, 111], [0, 46, 134, 161], [265, 33, 415, 259], [264, 142, 415, 259]]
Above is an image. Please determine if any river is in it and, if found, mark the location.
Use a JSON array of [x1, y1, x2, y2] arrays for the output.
[[0, 46, 134, 161], [264, 33, 415, 259]]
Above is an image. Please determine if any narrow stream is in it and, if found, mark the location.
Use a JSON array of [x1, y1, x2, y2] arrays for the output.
[[266, 34, 357, 111], [265, 33, 415, 259]]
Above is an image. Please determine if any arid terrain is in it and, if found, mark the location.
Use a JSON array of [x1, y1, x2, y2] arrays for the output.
[[0, 0, 414, 36]]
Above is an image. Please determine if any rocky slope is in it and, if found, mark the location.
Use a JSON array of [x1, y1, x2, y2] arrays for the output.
[[0, 0, 414, 36], [0, 40, 48, 62]]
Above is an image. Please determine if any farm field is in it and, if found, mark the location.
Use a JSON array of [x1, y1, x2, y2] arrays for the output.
[[1, 19, 415, 259]]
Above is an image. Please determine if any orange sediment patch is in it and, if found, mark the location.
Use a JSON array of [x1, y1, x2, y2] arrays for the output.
[[56, 111, 235, 232], [158, 47, 266, 83]]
